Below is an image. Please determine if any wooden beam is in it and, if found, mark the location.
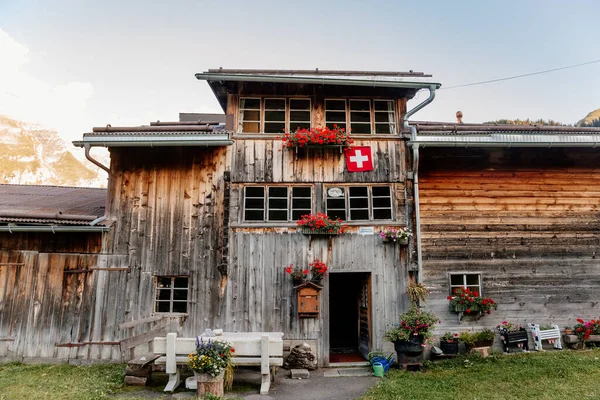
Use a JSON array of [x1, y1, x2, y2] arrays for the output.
[[55, 341, 120, 347], [0, 337, 15, 342], [0, 263, 25, 267], [119, 315, 165, 330], [63, 267, 130, 274]]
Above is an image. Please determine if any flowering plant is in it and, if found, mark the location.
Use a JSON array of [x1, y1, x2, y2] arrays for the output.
[[384, 306, 440, 343], [447, 287, 497, 315], [284, 264, 308, 283], [574, 318, 600, 340], [440, 332, 459, 342], [188, 338, 234, 377], [280, 125, 353, 149], [380, 227, 412, 241], [296, 212, 348, 234], [309, 259, 327, 282], [497, 320, 522, 333]]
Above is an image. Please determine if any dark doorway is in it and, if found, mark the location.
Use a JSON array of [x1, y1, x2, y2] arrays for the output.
[[329, 272, 371, 362]]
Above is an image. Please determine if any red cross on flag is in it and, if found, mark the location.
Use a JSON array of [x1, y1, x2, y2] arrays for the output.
[[345, 146, 373, 172]]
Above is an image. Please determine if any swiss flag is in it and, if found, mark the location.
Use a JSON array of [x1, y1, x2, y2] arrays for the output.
[[345, 146, 373, 172]]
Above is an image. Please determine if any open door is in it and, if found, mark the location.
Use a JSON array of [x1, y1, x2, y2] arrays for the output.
[[329, 272, 371, 363]]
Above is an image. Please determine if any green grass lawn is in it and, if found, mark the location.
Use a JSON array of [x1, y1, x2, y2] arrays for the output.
[[360, 349, 600, 400]]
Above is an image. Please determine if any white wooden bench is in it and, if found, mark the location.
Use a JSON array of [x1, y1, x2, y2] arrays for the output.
[[154, 332, 284, 394], [528, 323, 562, 351]]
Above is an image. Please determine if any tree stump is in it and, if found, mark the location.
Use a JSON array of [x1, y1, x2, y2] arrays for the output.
[[195, 371, 224, 398]]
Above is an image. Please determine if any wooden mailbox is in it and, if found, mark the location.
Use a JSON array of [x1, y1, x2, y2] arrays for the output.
[[296, 281, 322, 318]]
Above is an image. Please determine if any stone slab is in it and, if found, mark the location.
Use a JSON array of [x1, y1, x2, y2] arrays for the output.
[[290, 369, 310, 379]]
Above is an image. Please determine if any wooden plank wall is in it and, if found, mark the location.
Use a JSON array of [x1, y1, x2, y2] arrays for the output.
[[0, 249, 129, 361], [419, 148, 600, 331]]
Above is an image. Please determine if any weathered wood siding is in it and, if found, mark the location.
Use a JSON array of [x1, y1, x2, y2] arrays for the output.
[[0, 249, 128, 361], [0, 232, 102, 253], [419, 148, 600, 331]]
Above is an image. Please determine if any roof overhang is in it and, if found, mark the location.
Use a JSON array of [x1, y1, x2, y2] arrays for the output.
[[0, 225, 110, 233], [73, 133, 233, 148], [409, 134, 600, 148]]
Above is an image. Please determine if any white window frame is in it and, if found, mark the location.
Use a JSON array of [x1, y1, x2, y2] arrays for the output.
[[154, 276, 189, 314], [373, 100, 396, 134], [264, 98, 286, 134], [238, 97, 261, 133], [242, 185, 313, 222], [324, 185, 394, 221], [349, 99, 372, 134], [449, 273, 483, 295], [289, 98, 312, 131], [325, 99, 348, 131]]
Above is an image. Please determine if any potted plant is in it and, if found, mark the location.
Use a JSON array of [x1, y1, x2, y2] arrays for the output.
[[296, 212, 348, 235], [458, 329, 495, 351], [188, 337, 234, 397], [439, 332, 459, 355], [385, 306, 439, 360], [574, 318, 600, 341], [308, 259, 327, 284], [379, 227, 412, 245], [564, 326, 574, 335], [284, 264, 309, 286], [407, 282, 429, 305], [447, 287, 497, 321], [280, 125, 353, 150], [497, 321, 529, 353]]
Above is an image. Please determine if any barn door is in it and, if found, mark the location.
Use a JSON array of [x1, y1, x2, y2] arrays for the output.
[[357, 274, 371, 359]]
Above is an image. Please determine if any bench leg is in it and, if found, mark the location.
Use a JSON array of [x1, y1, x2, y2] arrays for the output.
[[260, 371, 271, 395], [555, 336, 563, 350], [270, 366, 277, 382], [164, 368, 180, 392]]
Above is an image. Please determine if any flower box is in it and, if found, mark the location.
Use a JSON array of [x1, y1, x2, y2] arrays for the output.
[[499, 329, 529, 353], [300, 227, 342, 235], [382, 237, 409, 245], [281, 126, 353, 151], [440, 340, 459, 355]]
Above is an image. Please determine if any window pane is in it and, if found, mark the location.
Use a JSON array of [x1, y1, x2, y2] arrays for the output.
[[292, 198, 311, 209], [292, 187, 311, 197], [244, 209, 264, 221], [325, 100, 345, 110], [350, 209, 369, 220], [373, 197, 391, 208], [350, 100, 370, 111], [291, 122, 311, 130], [350, 197, 369, 208], [173, 289, 188, 301], [156, 301, 171, 313], [327, 209, 346, 220], [174, 277, 188, 288], [375, 113, 393, 123], [350, 112, 371, 123], [292, 210, 310, 220], [264, 123, 285, 133], [269, 187, 287, 197], [265, 111, 285, 121], [156, 277, 172, 288], [373, 209, 392, 220], [349, 187, 369, 196], [290, 99, 310, 109], [326, 111, 346, 122], [466, 274, 480, 286], [268, 210, 288, 220], [450, 275, 464, 286], [375, 124, 395, 134], [350, 124, 371, 134], [374, 100, 393, 111], [327, 198, 346, 209], [242, 110, 260, 121], [240, 98, 260, 109], [245, 187, 264, 197], [290, 111, 310, 121], [269, 198, 288, 209], [264, 99, 285, 109], [372, 186, 391, 196], [157, 289, 171, 301], [172, 301, 187, 313], [466, 286, 480, 294], [245, 198, 265, 209], [242, 121, 260, 132]]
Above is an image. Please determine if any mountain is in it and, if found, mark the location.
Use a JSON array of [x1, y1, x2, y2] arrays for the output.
[[0, 115, 106, 187], [576, 108, 600, 127]]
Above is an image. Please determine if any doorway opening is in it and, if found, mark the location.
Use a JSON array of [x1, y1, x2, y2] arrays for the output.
[[329, 272, 371, 363]]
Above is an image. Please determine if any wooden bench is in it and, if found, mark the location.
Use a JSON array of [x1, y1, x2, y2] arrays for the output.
[[528, 324, 562, 351], [154, 332, 284, 395]]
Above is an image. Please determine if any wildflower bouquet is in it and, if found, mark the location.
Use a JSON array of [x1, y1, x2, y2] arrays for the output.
[[188, 338, 234, 377], [280, 125, 353, 149], [296, 212, 347, 234]]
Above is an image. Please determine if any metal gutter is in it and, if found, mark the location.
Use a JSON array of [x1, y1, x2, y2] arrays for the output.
[[403, 85, 437, 285], [408, 135, 600, 147], [84, 144, 110, 173], [196, 72, 442, 90], [0, 225, 110, 233], [73, 135, 233, 148]]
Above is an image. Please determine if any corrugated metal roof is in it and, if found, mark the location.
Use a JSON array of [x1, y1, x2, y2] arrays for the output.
[[410, 121, 600, 135], [410, 133, 600, 147], [0, 184, 106, 225]]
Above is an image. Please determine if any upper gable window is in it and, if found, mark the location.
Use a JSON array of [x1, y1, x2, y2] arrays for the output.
[[238, 98, 312, 133], [325, 99, 396, 134], [239, 98, 261, 133], [325, 185, 393, 221]]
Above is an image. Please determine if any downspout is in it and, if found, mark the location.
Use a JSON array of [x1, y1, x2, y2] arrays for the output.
[[84, 143, 110, 174], [404, 85, 437, 284]]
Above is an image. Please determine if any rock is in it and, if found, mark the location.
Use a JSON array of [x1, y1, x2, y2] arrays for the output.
[[283, 342, 317, 370], [290, 369, 310, 379]]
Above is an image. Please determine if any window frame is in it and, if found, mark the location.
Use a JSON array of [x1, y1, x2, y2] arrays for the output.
[[263, 97, 286, 134], [242, 184, 313, 222], [323, 98, 397, 134], [324, 184, 394, 222], [238, 97, 312, 134], [373, 99, 396, 134], [289, 98, 312, 131], [448, 273, 483, 296], [154, 276, 189, 314], [238, 97, 262, 133]]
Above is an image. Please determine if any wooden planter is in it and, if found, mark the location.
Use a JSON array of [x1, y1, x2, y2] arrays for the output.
[[195, 370, 224, 397], [382, 237, 409, 245], [564, 334, 600, 349], [465, 339, 494, 351], [450, 304, 483, 323], [499, 329, 529, 353], [299, 227, 341, 235], [440, 340, 459, 355]]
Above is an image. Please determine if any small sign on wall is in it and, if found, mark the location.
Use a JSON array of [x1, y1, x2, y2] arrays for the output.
[[359, 227, 375, 235]]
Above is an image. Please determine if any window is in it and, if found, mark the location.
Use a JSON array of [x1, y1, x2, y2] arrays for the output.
[[239, 98, 261, 133], [374, 100, 396, 134], [264, 98, 286, 133], [289, 99, 311, 131], [243, 185, 312, 222], [155, 276, 189, 313], [350, 100, 371, 134], [449, 273, 482, 295], [325, 99, 347, 132], [325, 185, 393, 221]]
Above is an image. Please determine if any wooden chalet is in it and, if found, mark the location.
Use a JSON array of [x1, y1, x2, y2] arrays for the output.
[[2, 68, 600, 366]]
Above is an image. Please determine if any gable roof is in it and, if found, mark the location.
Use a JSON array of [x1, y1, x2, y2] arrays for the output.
[[196, 68, 441, 111], [0, 184, 107, 226], [408, 121, 600, 147], [74, 121, 232, 148]]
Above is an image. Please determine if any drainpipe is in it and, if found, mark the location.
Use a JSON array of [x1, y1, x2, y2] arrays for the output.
[[84, 143, 110, 174], [403, 85, 437, 284]]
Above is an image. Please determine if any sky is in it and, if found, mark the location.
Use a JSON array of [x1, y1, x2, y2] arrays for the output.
[[1, 0, 599, 144]]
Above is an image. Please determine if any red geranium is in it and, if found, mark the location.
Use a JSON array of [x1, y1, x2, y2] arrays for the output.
[[280, 125, 353, 149]]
